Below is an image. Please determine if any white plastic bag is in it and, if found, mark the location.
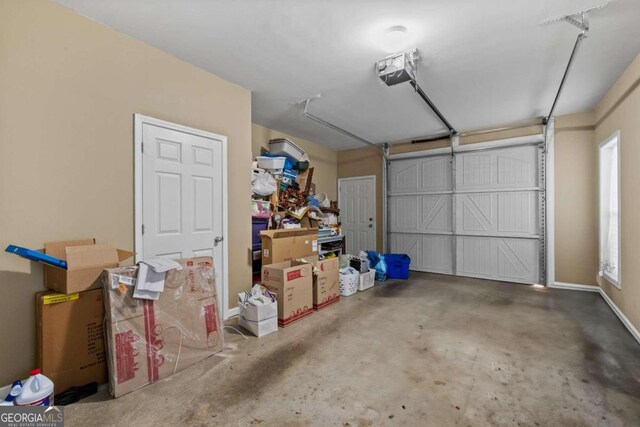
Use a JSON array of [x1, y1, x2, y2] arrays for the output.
[[252, 170, 277, 196]]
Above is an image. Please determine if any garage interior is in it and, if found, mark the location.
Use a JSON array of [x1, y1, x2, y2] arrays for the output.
[[1, 0, 640, 425]]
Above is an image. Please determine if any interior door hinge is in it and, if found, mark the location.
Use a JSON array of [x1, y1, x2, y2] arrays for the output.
[[141, 142, 144, 153], [142, 224, 145, 235]]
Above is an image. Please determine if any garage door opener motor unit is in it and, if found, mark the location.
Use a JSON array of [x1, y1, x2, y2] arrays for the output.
[[376, 49, 419, 87]]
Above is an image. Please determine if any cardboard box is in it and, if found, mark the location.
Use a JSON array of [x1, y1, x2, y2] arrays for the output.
[[36, 289, 108, 394], [260, 229, 318, 265], [237, 289, 278, 337], [310, 257, 340, 310], [261, 261, 313, 327], [102, 257, 223, 397], [44, 239, 133, 294], [238, 315, 278, 337]]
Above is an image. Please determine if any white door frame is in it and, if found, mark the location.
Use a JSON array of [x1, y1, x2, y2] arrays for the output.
[[338, 175, 377, 253], [133, 114, 231, 319]]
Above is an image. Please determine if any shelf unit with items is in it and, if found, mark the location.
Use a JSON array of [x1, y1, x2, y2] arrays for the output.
[[317, 234, 345, 256]]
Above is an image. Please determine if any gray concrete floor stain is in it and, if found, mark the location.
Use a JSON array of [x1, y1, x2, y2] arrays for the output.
[[67, 273, 640, 426]]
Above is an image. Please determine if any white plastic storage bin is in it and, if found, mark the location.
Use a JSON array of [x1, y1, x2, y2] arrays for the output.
[[358, 270, 375, 291], [339, 268, 359, 297], [269, 139, 305, 161], [256, 156, 286, 174]]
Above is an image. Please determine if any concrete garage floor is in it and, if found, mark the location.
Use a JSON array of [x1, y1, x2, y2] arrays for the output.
[[68, 273, 640, 426]]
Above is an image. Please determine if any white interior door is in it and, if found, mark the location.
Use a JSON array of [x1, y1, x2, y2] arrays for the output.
[[339, 176, 376, 254], [135, 115, 228, 315]]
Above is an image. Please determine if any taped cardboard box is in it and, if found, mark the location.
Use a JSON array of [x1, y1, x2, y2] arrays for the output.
[[238, 300, 278, 337], [310, 257, 340, 310], [36, 289, 108, 395], [260, 228, 318, 265], [102, 257, 222, 397], [261, 260, 313, 327], [44, 238, 133, 294]]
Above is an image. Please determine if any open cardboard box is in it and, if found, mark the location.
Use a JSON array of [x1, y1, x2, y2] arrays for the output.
[[44, 238, 133, 294], [260, 228, 318, 265]]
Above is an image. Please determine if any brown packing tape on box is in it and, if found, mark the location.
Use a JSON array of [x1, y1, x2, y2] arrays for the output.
[[44, 238, 134, 294], [102, 257, 223, 398], [260, 228, 318, 265], [36, 289, 108, 395]]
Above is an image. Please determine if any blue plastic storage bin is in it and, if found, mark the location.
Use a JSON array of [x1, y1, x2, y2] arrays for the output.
[[384, 254, 411, 279], [252, 218, 269, 251]]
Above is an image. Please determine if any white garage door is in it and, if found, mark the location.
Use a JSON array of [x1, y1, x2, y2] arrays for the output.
[[388, 140, 543, 284]]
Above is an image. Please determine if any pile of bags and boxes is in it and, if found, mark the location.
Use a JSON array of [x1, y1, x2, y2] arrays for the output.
[[0, 137, 411, 406], [238, 229, 412, 337], [4, 239, 224, 404], [242, 137, 412, 337]]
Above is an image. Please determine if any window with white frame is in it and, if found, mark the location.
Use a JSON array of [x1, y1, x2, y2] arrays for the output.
[[599, 131, 621, 287]]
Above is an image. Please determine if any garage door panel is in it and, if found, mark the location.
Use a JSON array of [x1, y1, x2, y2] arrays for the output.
[[421, 235, 453, 274], [389, 156, 452, 193], [421, 195, 452, 232], [421, 156, 452, 191], [390, 194, 452, 233], [389, 233, 453, 274], [389, 233, 419, 266], [456, 191, 538, 237], [497, 192, 537, 234], [456, 236, 539, 284], [389, 196, 418, 230], [456, 146, 538, 191]]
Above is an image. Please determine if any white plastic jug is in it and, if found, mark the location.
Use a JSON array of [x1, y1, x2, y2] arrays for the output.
[[14, 369, 53, 406]]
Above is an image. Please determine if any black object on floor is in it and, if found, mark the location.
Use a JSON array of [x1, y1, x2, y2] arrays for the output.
[[54, 382, 98, 406]]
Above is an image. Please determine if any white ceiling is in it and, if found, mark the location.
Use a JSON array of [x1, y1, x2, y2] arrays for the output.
[[55, 0, 640, 150]]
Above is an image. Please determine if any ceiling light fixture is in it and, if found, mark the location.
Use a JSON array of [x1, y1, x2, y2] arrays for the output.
[[380, 25, 409, 53]]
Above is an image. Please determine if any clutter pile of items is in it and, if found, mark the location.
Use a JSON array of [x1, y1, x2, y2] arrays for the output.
[[241, 137, 414, 337], [5, 239, 224, 403], [251, 138, 344, 278], [238, 232, 412, 337]]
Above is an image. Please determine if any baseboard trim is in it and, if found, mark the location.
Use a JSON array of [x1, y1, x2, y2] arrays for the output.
[[549, 282, 600, 292], [598, 288, 640, 345], [549, 282, 640, 345]]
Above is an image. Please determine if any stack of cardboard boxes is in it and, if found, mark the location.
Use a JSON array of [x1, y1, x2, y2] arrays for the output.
[[28, 239, 223, 399], [36, 238, 132, 395], [257, 229, 340, 328]]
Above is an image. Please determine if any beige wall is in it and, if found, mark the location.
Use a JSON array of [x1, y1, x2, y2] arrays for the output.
[[0, 0, 252, 385], [594, 53, 640, 332], [251, 124, 338, 200], [553, 112, 598, 286], [337, 148, 384, 251]]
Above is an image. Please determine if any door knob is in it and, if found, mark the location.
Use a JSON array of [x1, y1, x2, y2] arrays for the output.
[[214, 236, 224, 246]]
